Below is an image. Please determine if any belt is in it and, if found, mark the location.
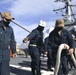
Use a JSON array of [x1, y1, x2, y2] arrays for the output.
[[29, 44, 37, 47]]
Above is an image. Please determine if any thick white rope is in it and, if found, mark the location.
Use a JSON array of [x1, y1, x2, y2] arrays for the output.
[[54, 44, 76, 75]]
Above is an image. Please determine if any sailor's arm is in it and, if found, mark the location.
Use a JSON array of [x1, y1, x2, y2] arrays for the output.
[[23, 30, 36, 43]]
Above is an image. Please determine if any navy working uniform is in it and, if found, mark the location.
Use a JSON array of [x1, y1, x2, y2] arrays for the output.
[[68, 34, 76, 70], [0, 12, 16, 75], [48, 19, 75, 75], [44, 37, 54, 71], [23, 20, 46, 75]]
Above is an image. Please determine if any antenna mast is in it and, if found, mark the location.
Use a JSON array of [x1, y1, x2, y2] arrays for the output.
[[65, 0, 71, 21], [54, 0, 76, 22]]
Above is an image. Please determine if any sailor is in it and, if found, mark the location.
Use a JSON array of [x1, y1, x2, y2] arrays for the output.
[[44, 36, 54, 71], [69, 27, 76, 70], [48, 19, 75, 75], [23, 20, 46, 75], [0, 12, 17, 75]]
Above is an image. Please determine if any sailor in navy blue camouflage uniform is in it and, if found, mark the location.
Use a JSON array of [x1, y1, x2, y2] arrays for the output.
[[48, 19, 75, 75], [23, 20, 46, 75], [0, 12, 17, 75]]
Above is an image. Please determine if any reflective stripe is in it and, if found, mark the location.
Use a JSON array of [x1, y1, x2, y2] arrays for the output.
[[29, 44, 36, 47]]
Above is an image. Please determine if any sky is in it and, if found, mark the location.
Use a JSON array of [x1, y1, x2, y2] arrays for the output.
[[0, 0, 76, 44]]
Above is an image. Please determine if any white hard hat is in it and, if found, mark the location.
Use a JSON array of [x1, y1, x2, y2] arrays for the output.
[[38, 20, 46, 27]]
